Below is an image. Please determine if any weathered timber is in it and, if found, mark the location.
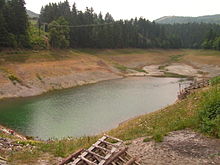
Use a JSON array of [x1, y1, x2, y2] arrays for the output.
[[178, 79, 210, 100], [62, 135, 139, 165], [58, 149, 84, 165], [104, 148, 128, 165]]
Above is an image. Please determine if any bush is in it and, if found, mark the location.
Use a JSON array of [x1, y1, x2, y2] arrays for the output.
[[210, 76, 220, 86], [29, 23, 47, 49], [198, 87, 220, 138], [8, 74, 21, 84], [49, 17, 70, 49]]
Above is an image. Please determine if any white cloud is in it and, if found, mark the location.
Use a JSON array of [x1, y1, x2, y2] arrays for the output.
[[26, 0, 220, 21]]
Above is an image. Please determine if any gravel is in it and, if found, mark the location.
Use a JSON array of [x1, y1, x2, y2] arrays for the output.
[[127, 129, 220, 165]]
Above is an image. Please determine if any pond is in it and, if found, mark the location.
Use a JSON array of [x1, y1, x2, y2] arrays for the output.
[[0, 77, 181, 140]]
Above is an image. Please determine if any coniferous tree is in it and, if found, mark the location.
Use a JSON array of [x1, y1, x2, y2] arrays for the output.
[[0, 0, 8, 47], [0, 0, 30, 48]]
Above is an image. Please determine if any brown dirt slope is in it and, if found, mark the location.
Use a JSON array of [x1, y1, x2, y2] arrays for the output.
[[0, 49, 220, 99]]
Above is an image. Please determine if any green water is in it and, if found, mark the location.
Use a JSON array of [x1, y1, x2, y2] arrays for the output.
[[0, 77, 181, 140]]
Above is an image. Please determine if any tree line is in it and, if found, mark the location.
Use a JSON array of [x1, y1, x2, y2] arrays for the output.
[[38, 0, 220, 49], [0, 0, 30, 48], [1, 0, 220, 50]]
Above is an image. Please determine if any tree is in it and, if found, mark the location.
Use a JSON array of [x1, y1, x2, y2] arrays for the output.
[[0, 0, 30, 48], [105, 12, 114, 23], [37, 1, 220, 50], [49, 17, 70, 48], [0, 0, 8, 47], [4, 0, 30, 47]]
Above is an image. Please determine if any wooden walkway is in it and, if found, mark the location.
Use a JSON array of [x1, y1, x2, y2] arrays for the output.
[[59, 135, 140, 165]]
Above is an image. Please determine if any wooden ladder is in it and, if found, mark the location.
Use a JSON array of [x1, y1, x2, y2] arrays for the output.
[[59, 135, 140, 165]]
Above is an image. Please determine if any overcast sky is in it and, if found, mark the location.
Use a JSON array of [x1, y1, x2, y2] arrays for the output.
[[26, 0, 220, 21]]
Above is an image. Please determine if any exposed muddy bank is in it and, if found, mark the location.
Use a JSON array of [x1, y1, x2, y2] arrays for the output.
[[0, 58, 123, 100], [0, 49, 220, 100]]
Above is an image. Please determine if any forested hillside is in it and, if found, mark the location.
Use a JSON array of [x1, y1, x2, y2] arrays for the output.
[[27, 10, 39, 19], [1, 0, 220, 50], [38, 1, 220, 49], [155, 14, 220, 24]]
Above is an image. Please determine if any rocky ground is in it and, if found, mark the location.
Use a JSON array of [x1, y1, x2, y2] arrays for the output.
[[143, 63, 220, 79], [0, 137, 31, 165], [1, 125, 220, 164], [127, 129, 220, 165]]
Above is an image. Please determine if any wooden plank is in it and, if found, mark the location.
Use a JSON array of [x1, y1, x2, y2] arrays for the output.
[[78, 155, 97, 165], [103, 148, 128, 165], [104, 134, 123, 142], [61, 135, 125, 165], [125, 157, 137, 165], [118, 156, 126, 163], [86, 150, 106, 160], [58, 149, 84, 165], [92, 144, 111, 152], [98, 139, 120, 147]]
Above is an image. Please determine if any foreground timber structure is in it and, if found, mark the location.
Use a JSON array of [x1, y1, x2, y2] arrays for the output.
[[59, 135, 140, 165]]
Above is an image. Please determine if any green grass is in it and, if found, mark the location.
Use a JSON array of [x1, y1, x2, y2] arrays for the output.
[[8, 150, 41, 164], [188, 49, 220, 57], [38, 136, 98, 157], [132, 68, 148, 73], [198, 84, 220, 138], [158, 64, 169, 71], [210, 76, 220, 85], [0, 67, 22, 84], [164, 72, 189, 78], [114, 63, 129, 72], [114, 63, 148, 73], [143, 137, 152, 142], [8, 74, 21, 84], [0, 50, 82, 64], [155, 72, 190, 78], [170, 54, 185, 62]]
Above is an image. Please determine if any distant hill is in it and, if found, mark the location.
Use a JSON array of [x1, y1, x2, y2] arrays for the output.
[[27, 10, 39, 19], [155, 14, 220, 24]]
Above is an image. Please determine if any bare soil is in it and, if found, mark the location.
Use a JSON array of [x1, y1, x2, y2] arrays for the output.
[[0, 49, 220, 100], [127, 129, 220, 165]]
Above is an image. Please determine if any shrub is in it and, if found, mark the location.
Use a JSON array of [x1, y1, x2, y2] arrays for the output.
[[198, 87, 220, 138], [210, 76, 220, 86], [152, 131, 164, 142], [29, 23, 47, 49], [8, 74, 21, 84]]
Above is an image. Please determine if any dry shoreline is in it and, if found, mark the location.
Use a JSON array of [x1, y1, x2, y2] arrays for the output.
[[1, 49, 220, 100]]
